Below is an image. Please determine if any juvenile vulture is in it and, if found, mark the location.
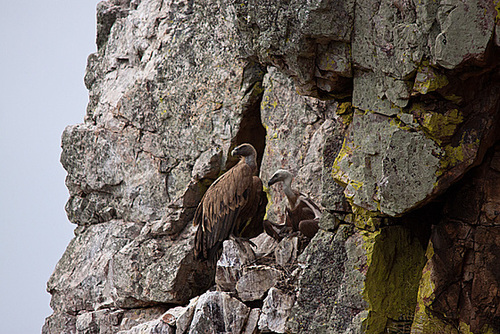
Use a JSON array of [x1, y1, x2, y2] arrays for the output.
[[193, 143, 267, 264], [265, 169, 321, 240]]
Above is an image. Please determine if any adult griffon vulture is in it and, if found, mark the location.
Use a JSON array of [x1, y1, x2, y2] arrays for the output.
[[193, 143, 267, 264], [265, 169, 321, 240]]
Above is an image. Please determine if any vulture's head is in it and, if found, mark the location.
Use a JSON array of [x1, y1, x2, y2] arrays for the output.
[[231, 143, 257, 159], [268, 169, 293, 187]]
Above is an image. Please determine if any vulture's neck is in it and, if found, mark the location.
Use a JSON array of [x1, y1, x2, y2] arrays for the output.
[[242, 155, 257, 173], [282, 177, 297, 207]]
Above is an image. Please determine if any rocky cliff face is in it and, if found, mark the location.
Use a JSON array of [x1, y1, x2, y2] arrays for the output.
[[43, 0, 500, 333]]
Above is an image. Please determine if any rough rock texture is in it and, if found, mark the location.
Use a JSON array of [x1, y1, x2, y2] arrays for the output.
[[412, 144, 500, 334], [286, 230, 350, 333], [259, 66, 338, 225], [258, 287, 295, 333], [188, 291, 251, 334], [215, 239, 257, 294], [45, 0, 500, 333], [333, 111, 441, 216]]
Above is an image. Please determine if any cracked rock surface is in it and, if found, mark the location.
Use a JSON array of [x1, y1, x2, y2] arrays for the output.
[[44, 0, 500, 333]]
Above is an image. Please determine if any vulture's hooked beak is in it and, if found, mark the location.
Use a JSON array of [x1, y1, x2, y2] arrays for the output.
[[231, 147, 241, 157]]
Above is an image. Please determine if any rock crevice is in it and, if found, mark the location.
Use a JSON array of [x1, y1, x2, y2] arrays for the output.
[[44, 0, 500, 333]]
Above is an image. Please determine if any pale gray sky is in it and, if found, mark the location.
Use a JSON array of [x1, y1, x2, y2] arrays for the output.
[[0, 1, 101, 332]]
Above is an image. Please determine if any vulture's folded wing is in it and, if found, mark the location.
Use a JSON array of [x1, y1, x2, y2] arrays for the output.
[[193, 162, 254, 261]]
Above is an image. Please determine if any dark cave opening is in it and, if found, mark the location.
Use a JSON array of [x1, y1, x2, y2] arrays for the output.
[[191, 61, 269, 299], [401, 199, 444, 251], [225, 62, 267, 173]]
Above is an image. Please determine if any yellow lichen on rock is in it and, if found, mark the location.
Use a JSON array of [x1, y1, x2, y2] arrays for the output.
[[331, 137, 353, 187], [352, 205, 382, 231], [336, 101, 353, 126], [413, 64, 449, 95], [439, 136, 480, 173], [360, 226, 427, 333], [262, 184, 272, 220], [421, 109, 463, 145], [410, 242, 457, 334]]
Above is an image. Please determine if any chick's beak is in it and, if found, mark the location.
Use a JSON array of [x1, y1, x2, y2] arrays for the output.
[[268, 176, 277, 187]]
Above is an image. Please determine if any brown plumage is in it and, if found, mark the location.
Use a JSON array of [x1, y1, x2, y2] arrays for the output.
[[266, 169, 321, 240], [193, 143, 267, 264]]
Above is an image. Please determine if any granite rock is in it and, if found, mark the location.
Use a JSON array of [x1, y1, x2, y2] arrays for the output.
[[215, 239, 257, 294], [188, 291, 251, 334], [333, 112, 441, 216], [412, 144, 500, 333], [258, 287, 295, 333], [236, 265, 282, 302], [46, 0, 500, 333]]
